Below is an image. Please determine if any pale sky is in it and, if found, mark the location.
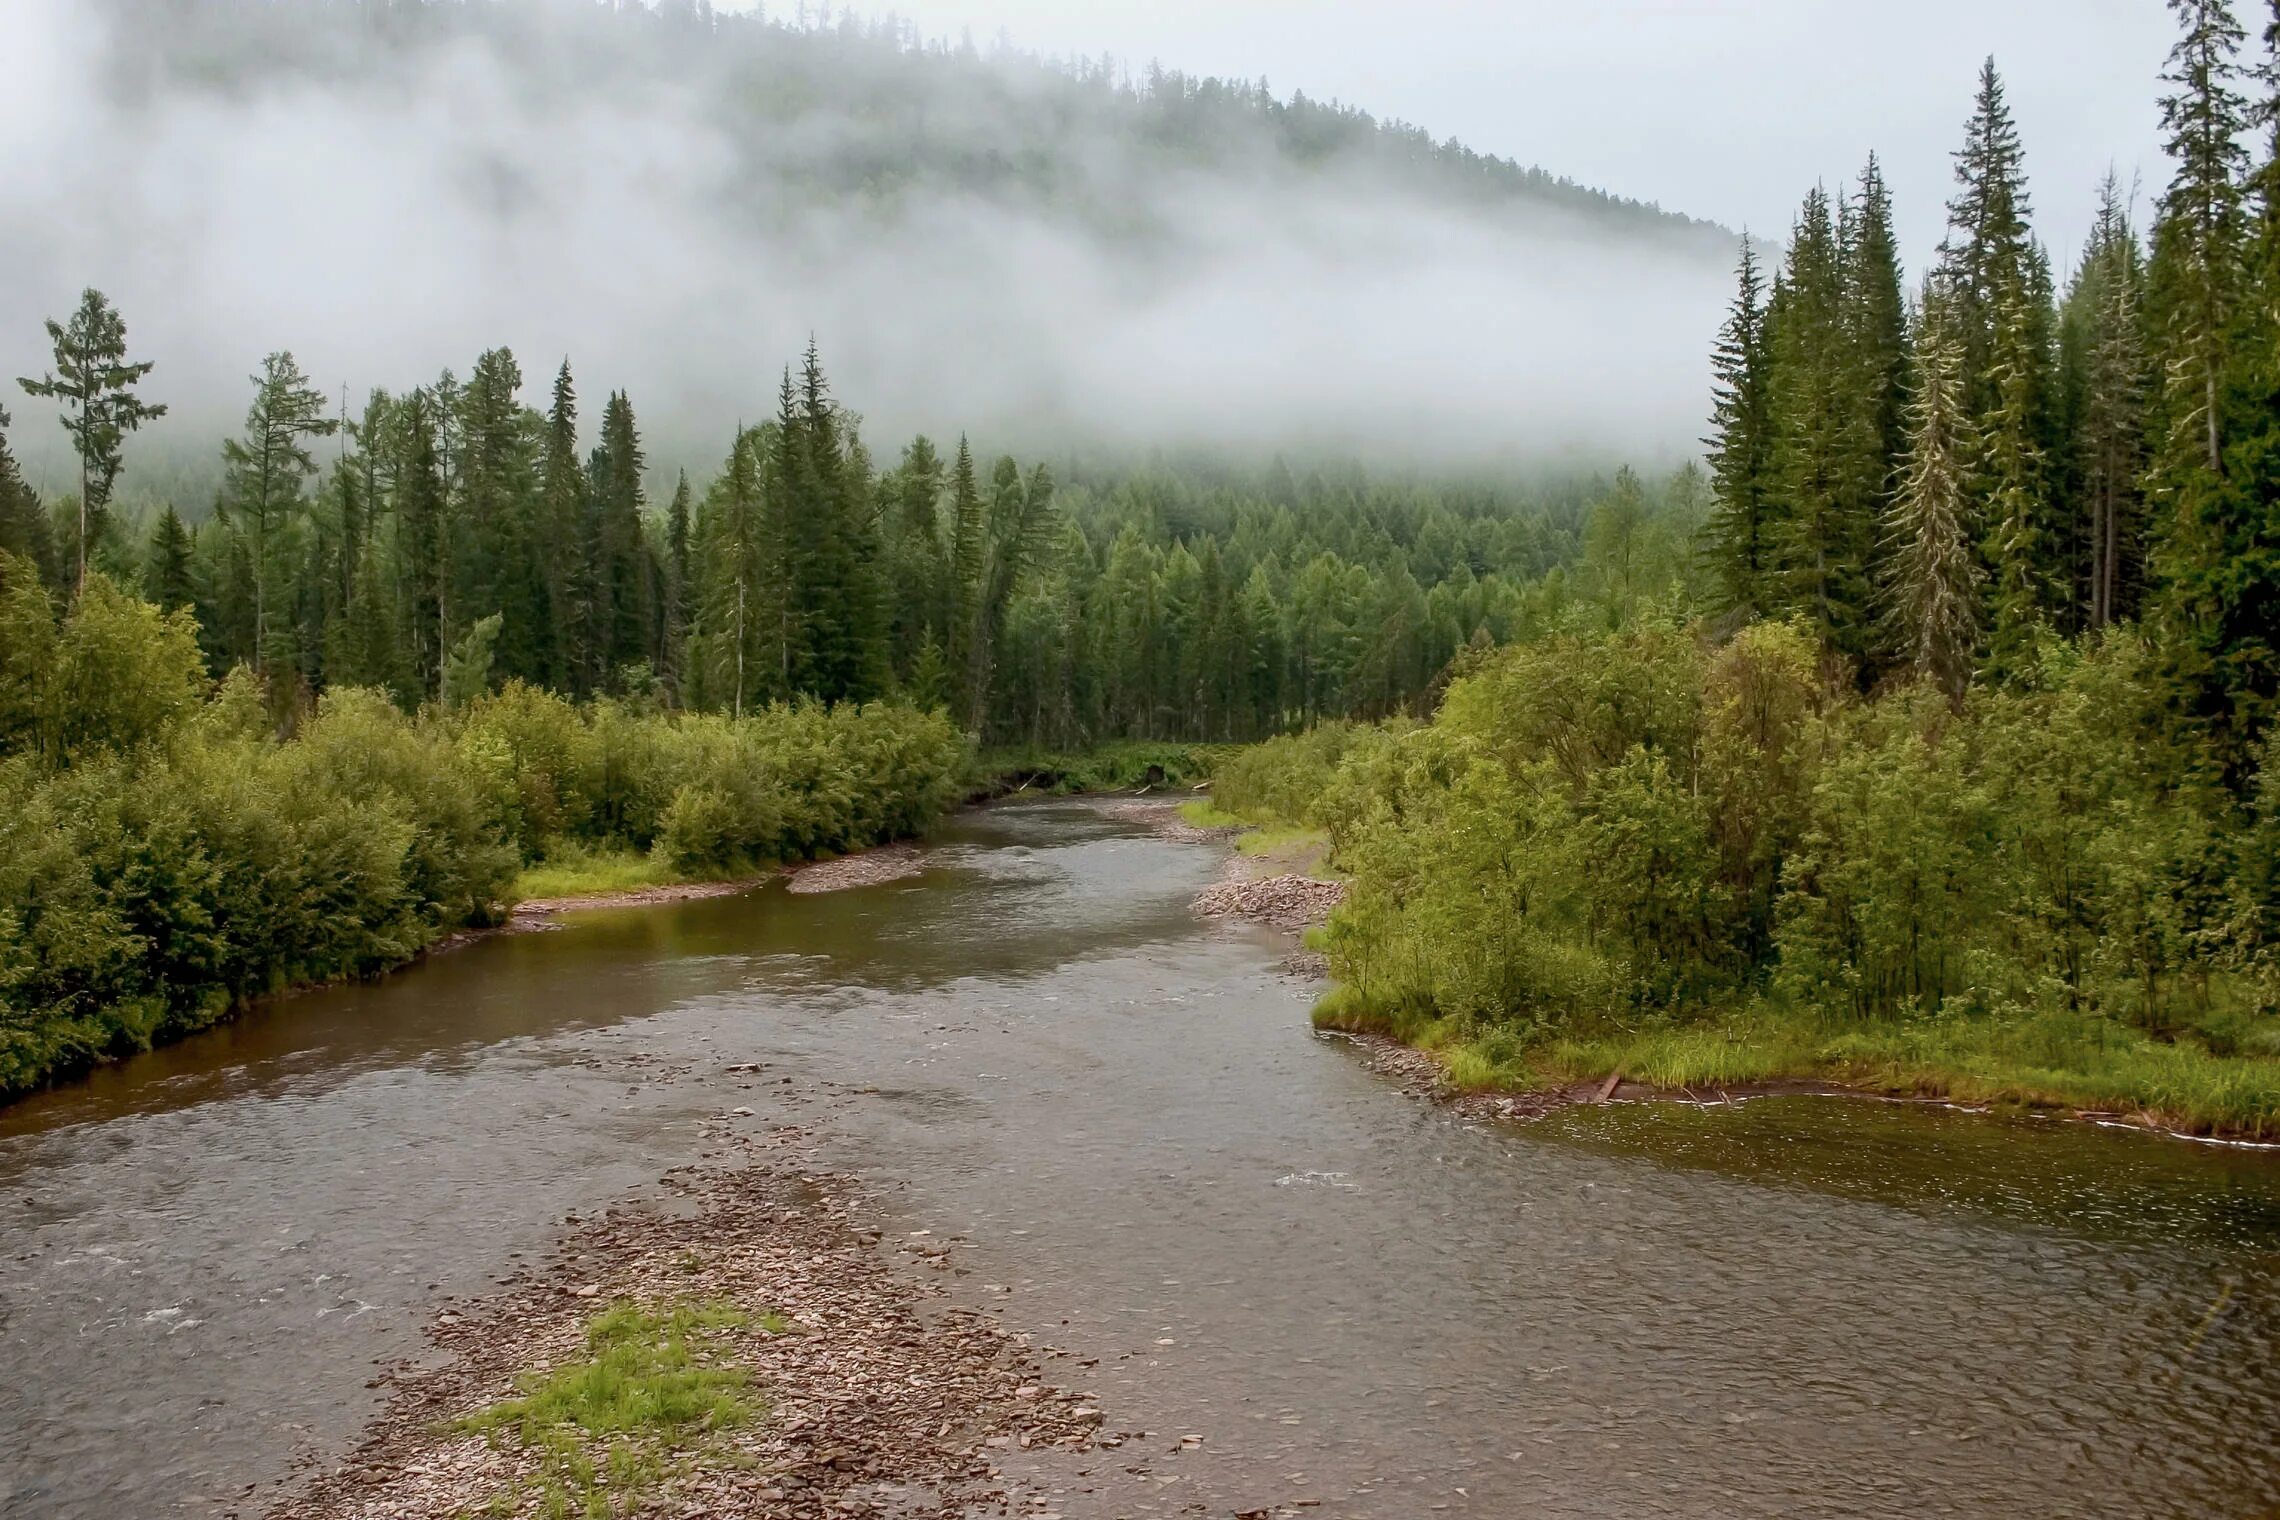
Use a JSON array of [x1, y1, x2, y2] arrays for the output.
[[773, 0, 2180, 274]]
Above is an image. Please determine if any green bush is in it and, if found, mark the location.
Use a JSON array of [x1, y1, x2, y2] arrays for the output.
[[1226, 619, 2280, 1132], [0, 573, 971, 1100]]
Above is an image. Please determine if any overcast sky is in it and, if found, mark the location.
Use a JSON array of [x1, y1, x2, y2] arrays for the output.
[[786, 0, 2179, 273]]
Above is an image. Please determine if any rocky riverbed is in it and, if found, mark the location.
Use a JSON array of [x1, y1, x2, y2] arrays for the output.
[[274, 1154, 1111, 1520]]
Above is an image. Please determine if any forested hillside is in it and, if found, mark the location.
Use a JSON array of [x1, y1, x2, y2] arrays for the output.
[[0, 310, 1702, 746], [1216, 11, 2280, 1136], [93, 0, 1722, 247]]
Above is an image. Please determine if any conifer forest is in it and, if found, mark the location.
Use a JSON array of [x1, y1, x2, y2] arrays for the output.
[[7, 6, 2280, 1518]]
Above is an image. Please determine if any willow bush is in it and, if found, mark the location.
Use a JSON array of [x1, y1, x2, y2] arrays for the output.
[[0, 558, 969, 1098], [1242, 618, 2280, 1128]]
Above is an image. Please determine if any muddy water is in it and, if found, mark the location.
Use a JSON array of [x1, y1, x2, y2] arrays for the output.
[[3, 799, 2278, 1519]]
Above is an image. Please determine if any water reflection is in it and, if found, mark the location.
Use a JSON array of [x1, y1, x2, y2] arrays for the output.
[[0, 798, 2276, 1520]]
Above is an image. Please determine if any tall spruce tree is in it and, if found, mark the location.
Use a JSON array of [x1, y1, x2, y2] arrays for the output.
[[662, 469, 692, 700], [396, 389, 450, 696], [456, 348, 547, 685], [15, 289, 166, 595], [1844, 155, 1911, 496], [539, 360, 585, 692], [946, 434, 987, 709], [1764, 185, 1877, 661], [219, 351, 337, 673], [1937, 58, 2059, 670], [591, 389, 650, 688], [696, 426, 774, 716], [1884, 285, 1984, 707], [2061, 174, 2149, 630], [2148, 0, 2259, 761], [1703, 237, 1774, 615]]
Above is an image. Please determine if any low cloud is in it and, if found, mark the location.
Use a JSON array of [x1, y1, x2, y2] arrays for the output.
[[0, 0, 1734, 492]]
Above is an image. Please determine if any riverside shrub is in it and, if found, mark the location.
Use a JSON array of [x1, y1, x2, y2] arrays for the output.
[[1243, 619, 2280, 1116], [0, 564, 970, 1098]]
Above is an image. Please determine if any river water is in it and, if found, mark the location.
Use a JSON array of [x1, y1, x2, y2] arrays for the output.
[[2, 799, 2277, 1519]]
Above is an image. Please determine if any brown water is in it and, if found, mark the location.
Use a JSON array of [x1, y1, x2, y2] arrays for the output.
[[3, 798, 2278, 1519]]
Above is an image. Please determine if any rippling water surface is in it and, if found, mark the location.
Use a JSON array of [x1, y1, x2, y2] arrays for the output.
[[2, 799, 2276, 1518]]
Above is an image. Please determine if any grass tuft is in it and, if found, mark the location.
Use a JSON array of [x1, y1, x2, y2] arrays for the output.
[[513, 844, 680, 903], [457, 1298, 768, 1519]]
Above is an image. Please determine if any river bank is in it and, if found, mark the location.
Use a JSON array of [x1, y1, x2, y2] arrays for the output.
[[1175, 805, 2280, 1148], [8, 796, 2279, 1520]]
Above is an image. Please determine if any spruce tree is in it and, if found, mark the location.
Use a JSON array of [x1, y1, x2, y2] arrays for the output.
[[697, 426, 772, 716], [1937, 58, 2060, 666], [591, 390, 650, 689], [1883, 286, 1984, 707], [1844, 155, 1911, 494], [0, 404, 55, 587], [662, 469, 692, 700], [396, 389, 450, 697], [2148, 0, 2259, 761], [1939, 60, 2037, 396], [2150, 0, 2251, 482], [456, 348, 546, 685], [1703, 237, 1773, 614], [2062, 175, 2149, 629], [946, 435, 987, 714], [144, 505, 196, 614], [885, 435, 947, 681], [539, 360, 586, 692], [1764, 185, 1876, 661], [219, 351, 338, 673], [15, 288, 167, 595]]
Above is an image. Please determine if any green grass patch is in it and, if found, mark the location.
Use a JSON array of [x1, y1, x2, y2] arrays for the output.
[[974, 741, 1224, 797], [512, 844, 680, 903], [1176, 800, 1338, 876], [1322, 988, 2280, 1137], [457, 1298, 775, 1519]]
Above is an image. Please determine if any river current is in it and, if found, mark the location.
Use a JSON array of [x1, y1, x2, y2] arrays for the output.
[[2, 799, 2276, 1518]]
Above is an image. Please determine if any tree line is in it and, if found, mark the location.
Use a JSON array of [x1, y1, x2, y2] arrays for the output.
[[0, 309, 1705, 746], [1705, 7, 2280, 780]]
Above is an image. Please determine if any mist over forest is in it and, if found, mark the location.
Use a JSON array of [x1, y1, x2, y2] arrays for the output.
[[1, 0, 1737, 500]]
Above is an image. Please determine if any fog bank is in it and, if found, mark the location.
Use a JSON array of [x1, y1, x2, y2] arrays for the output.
[[0, 0, 1734, 491]]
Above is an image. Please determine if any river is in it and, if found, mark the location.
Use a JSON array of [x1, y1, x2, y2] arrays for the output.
[[2, 798, 2277, 1518]]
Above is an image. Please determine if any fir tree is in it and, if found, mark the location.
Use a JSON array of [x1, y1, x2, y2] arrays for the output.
[[456, 348, 546, 685], [15, 289, 167, 595], [1764, 185, 1877, 661], [0, 404, 55, 587], [2148, 0, 2260, 761], [592, 390, 651, 688], [1703, 237, 1773, 614], [396, 389, 450, 696], [1884, 286, 1984, 707], [662, 469, 692, 700], [218, 351, 336, 672], [539, 360, 585, 692], [143, 505, 195, 614], [2063, 175, 2149, 630]]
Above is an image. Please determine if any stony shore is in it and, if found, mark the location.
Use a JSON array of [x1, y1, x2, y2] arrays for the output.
[[273, 1156, 1111, 1520]]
